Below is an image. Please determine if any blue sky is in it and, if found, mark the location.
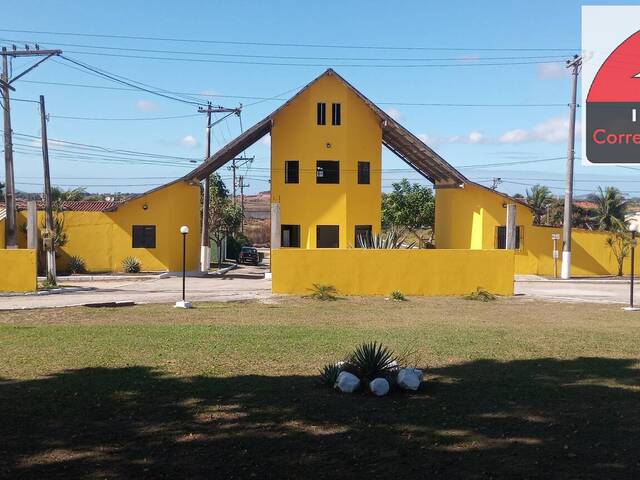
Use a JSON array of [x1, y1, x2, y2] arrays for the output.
[[2, 0, 639, 197]]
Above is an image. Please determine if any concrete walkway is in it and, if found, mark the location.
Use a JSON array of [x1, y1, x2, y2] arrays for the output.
[[0, 264, 272, 310], [515, 277, 636, 304]]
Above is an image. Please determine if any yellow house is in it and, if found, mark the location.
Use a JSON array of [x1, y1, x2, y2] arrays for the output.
[[0, 179, 201, 276]]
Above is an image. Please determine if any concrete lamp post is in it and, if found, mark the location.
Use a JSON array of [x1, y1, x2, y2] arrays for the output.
[[175, 225, 193, 309], [624, 223, 639, 312]]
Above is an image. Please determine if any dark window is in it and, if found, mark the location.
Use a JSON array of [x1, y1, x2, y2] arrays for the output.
[[285, 161, 299, 184], [358, 161, 370, 184], [317, 102, 326, 125], [332, 103, 341, 125], [132, 225, 156, 248], [354, 225, 372, 247], [281, 225, 300, 247], [317, 225, 339, 248], [316, 160, 340, 184], [496, 226, 522, 249]]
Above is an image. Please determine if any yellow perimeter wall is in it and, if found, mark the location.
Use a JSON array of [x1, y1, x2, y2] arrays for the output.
[[435, 182, 639, 276], [2, 180, 201, 273], [0, 248, 36, 292], [272, 249, 514, 296]]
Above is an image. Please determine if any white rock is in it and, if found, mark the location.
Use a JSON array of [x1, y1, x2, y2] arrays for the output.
[[369, 378, 390, 396], [397, 368, 423, 391], [335, 371, 360, 393]]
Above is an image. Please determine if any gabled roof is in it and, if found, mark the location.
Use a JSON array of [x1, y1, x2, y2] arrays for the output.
[[184, 68, 468, 187], [5, 200, 124, 212]]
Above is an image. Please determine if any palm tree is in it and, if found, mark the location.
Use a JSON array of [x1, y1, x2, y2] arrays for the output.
[[592, 186, 628, 231], [525, 184, 553, 224]]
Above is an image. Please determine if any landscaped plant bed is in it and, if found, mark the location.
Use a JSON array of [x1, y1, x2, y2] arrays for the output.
[[320, 341, 423, 396]]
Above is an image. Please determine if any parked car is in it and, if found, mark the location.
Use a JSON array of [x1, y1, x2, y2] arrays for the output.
[[238, 246, 260, 265]]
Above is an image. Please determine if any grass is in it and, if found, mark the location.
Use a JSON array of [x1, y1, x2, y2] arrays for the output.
[[0, 296, 639, 478]]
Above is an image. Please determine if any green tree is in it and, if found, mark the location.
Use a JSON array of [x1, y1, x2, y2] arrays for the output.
[[50, 186, 87, 204], [205, 174, 243, 268], [525, 184, 553, 225], [591, 186, 628, 232], [382, 179, 435, 247], [606, 231, 631, 276]]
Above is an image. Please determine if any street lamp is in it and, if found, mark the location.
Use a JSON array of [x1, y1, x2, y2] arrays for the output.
[[175, 225, 193, 309], [624, 223, 639, 312]]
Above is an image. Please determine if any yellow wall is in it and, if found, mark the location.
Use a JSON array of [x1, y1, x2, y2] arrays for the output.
[[13, 180, 201, 273], [0, 248, 36, 292], [436, 182, 639, 277], [272, 248, 514, 296], [271, 71, 382, 248]]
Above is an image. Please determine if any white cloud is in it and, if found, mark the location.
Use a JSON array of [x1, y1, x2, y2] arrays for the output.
[[136, 99, 160, 112], [498, 116, 580, 144], [199, 89, 218, 97], [180, 134, 199, 148], [417, 131, 487, 145], [385, 107, 403, 121], [537, 62, 567, 80]]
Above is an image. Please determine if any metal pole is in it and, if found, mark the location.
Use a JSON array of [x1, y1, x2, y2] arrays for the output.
[[200, 104, 212, 272], [560, 55, 582, 279], [630, 230, 635, 309], [2, 48, 16, 248], [182, 232, 186, 302], [40, 95, 56, 283]]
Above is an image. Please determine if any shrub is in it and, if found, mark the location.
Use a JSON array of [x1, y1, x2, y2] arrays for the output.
[[464, 288, 496, 302], [226, 233, 252, 261], [390, 290, 406, 301], [347, 342, 398, 381], [121, 256, 142, 273], [66, 255, 87, 274], [319, 362, 343, 386], [308, 283, 338, 301]]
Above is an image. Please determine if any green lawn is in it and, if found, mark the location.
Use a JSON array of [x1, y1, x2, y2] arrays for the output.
[[0, 297, 639, 479]]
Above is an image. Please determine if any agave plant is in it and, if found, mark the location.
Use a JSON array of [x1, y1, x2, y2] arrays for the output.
[[319, 362, 343, 386], [308, 283, 338, 301], [390, 290, 406, 301], [348, 342, 398, 380], [121, 256, 142, 273], [357, 229, 415, 249], [464, 288, 496, 302], [66, 255, 87, 274]]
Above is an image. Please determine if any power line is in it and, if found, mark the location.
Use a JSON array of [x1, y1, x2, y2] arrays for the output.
[[0, 28, 576, 52], [49, 113, 200, 121], [0, 37, 570, 62]]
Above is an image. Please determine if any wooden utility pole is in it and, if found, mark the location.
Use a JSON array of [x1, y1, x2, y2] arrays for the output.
[[560, 55, 582, 280], [1, 45, 61, 248], [39, 95, 56, 283], [505, 204, 517, 250], [197, 103, 241, 271], [229, 156, 254, 203]]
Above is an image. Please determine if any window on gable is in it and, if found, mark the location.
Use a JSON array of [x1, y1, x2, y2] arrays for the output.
[[317, 225, 339, 248], [332, 103, 341, 125], [354, 225, 372, 248], [496, 226, 522, 250], [281, 225, 301, 248], [358, 161, 370, 184], [317, 102, 326, 125], [316, 160, 339, 184], [285, 160, 299, 184], [132, 225, 156, 248]]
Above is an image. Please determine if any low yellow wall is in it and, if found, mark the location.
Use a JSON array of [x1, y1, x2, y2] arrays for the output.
[[272, 249, 514, 296], [0, 248, 37, 292], [516, 225, 640, 277]]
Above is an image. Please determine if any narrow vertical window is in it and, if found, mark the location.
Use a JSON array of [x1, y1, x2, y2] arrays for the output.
[[284, 161, 299, 184], [281, 225, 301, 247], [496, 226, 522, 249], [354, 225, 372, 248], [332, 103, 341, 125], [357, 161, 370, 184], [316, 102, 326, 125]]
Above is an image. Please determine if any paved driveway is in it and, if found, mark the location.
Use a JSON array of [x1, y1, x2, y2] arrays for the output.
[[515, 278, 636, 304], [1, 263, 272, 310]]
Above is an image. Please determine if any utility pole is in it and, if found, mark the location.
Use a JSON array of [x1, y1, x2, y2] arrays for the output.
[[197, 103, 241, 271], [39, 95, 56, 283], [229, 156, 254, 203], [238, 175, 249, 233], [560, 54, 582, 280], [1, 44, 61, 248]]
